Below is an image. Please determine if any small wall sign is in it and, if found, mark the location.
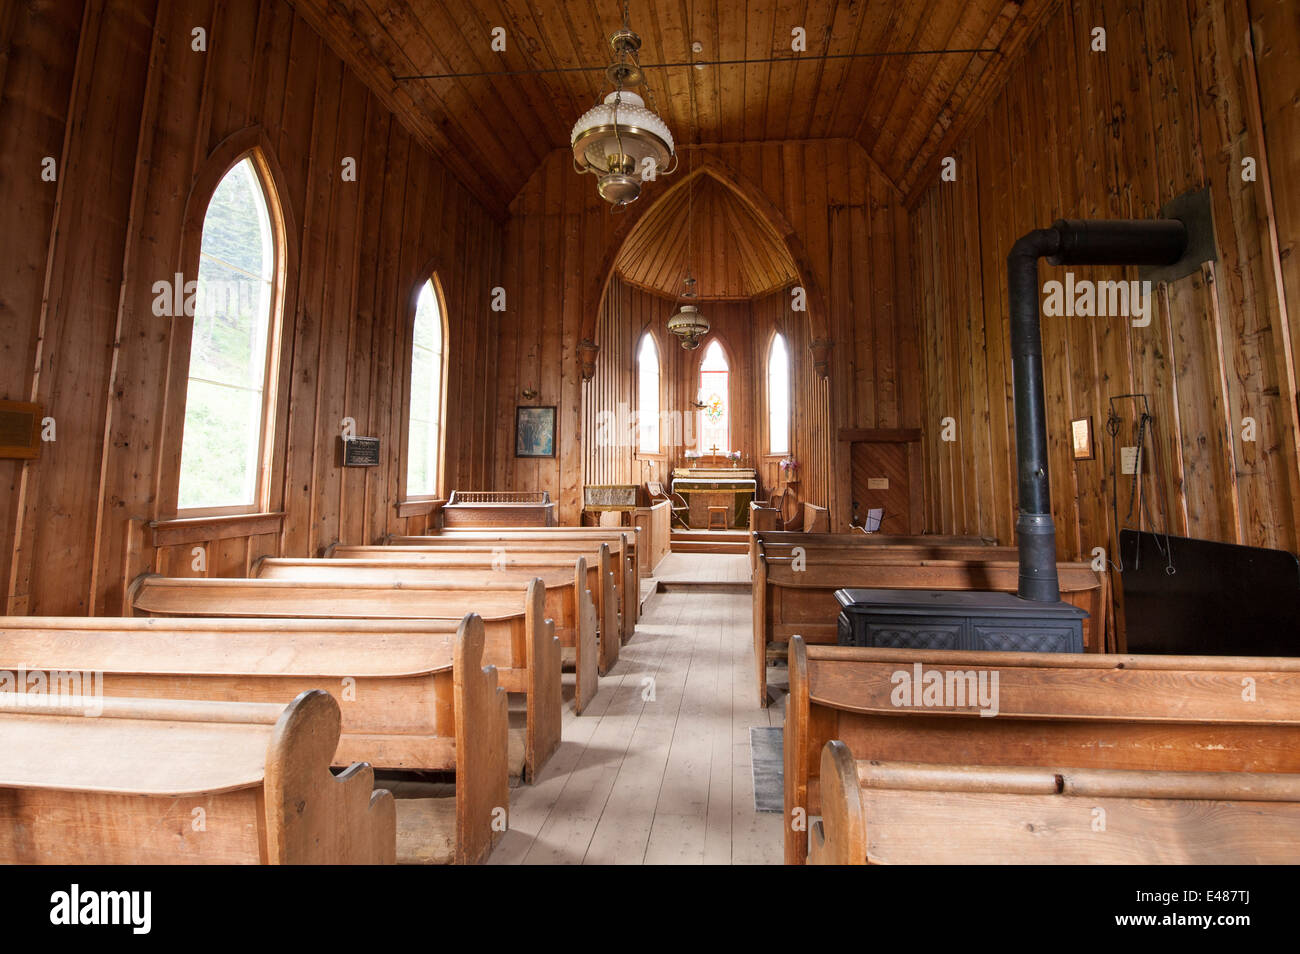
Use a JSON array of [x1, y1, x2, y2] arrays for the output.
[[340, 436, 381, 467]]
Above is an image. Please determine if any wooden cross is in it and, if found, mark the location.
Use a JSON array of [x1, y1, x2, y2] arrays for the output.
[[709, 443, 720, 456]]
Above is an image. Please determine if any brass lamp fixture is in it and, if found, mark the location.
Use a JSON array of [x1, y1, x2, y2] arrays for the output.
[[666, 151, 709, 350], [570, 1, 676, 207]]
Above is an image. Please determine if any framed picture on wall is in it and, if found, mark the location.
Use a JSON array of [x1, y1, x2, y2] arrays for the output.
[[1071, 417, 1094, 460], [515, 405, 557, 458]]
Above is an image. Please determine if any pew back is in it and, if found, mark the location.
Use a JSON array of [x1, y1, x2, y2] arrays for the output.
[[0, 614, 507, 863], [329, 543, 620, 673], [254, 556, 600, 715], [0, 689, 394, 864], [810, 745, 1300, 864], [752, 553, 1106, 705], [128, 575, 560, 782], [784, 638, 1300, 862], [382, 535, 635, 646]]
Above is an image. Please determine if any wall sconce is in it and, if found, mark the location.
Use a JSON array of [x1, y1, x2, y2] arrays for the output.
[[521, 388, 539, 402], [690, 399, 706, 410]]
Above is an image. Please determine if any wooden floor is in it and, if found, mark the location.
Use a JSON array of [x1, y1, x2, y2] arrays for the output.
[[649, 552, 752, 584], [489, 556, 782, 864]]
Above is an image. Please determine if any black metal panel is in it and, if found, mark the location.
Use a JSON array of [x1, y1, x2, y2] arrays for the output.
[[1119, 530, 1300, 655], [835, 589, 1086, 653]]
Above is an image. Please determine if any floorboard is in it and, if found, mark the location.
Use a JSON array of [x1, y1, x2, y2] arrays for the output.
[[488, 553, 781, 865]]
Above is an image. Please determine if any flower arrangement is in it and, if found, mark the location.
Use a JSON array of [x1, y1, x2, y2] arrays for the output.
[[779, 456, 799, 474], [727, 450, 742, 462], [684, 449, 702, 459]]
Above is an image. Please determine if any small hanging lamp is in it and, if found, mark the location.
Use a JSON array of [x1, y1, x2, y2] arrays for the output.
[[667, 154, 709, 350]]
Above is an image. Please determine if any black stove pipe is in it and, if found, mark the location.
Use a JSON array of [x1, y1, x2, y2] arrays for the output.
[[1007, 218, 1187, 602]]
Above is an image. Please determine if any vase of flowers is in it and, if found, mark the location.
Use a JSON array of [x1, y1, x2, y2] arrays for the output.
[[779, 456, 799, 481], [728, 450, 742, 467]]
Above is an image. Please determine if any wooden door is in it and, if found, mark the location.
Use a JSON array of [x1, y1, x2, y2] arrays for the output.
[[850, 442, 913, 533]]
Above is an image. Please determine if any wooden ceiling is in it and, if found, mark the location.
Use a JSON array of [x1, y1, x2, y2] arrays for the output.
[[613, 169, 799, 300], [289, 0, 1059, 217]]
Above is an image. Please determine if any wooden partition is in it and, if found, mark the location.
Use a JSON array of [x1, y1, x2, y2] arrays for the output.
[[633, 500, 672, 577]]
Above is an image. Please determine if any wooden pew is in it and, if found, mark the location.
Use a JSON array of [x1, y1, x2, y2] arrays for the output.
[[387, 531, 638, 644], [413, 528, 640, 631], [128, 575, 560, 783], [752, 552, 1105, 706], [256, 555, 600, 715], [810, 745, 1300, 864], [784, 638, 1300, 863], [749, 530, 1000, 569], [1, 613, 508, 864], [442, 490, 556, 527], [329, 543, 621, 675], [412, 527, 640, 624], [0, 688, 395, 864]]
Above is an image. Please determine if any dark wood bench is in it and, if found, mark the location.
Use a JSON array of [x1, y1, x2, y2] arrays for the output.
[[785, 637, 1300, 863], [0, 688, 395, 864], [256, 555, 599, 715], [128, 575, 560, 783]]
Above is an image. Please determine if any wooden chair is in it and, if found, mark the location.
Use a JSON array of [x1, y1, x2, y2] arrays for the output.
[[0, 688, 395, 864], [256, 555, 601, 714], [647, 480, 690, 530], [811, 743, 1300, 864], [128, 575, 560, 783], [784, 637, 1300, 863]]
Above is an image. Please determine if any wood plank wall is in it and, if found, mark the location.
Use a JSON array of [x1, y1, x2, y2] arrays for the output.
[[495, 140, 917, 526], [0, 0, 501, 615], [911, 0, 1300, 570]]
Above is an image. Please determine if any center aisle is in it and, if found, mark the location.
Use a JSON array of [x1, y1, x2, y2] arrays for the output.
[[488, 581, 784, 865]]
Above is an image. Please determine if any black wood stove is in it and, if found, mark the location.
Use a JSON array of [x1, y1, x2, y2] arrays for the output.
[[838, 218, 1190, 652]]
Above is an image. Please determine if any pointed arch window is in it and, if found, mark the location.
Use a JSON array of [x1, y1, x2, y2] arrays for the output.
[[698, 339, 730, 454], [407, 277, 447, 498], [767, 332, 790, 455], [637, 332, 661, 454], [177, 155, 281, 513]]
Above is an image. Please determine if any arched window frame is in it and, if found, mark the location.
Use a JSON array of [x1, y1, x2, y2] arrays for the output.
[[166, 135, 291, 520], [766, 330, 791, 456], [695, 337, 733, 455], [635, 329, 663, 457], [401, 271, 450, 501]]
